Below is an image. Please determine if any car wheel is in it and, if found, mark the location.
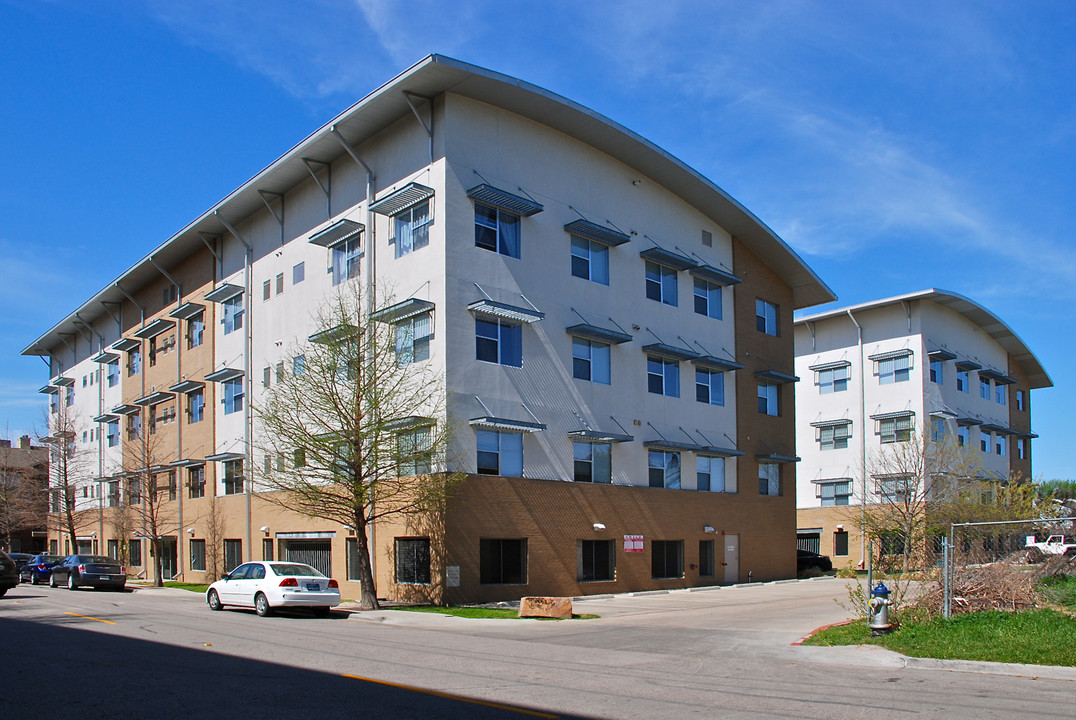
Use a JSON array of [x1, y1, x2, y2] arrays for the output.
[[67, 573, 78, 591], [254, 593, 272, 617], [49, 574, 58, 588], [30, 573, 39, 586], [207, 589, 223, 611]]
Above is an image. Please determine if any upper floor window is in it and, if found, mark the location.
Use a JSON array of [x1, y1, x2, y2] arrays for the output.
[[879, 415, 913, 444], [696, 456, 726, 492], [755, 299, 778, 336], [293, 262, 305, 285], [223, 460, 244, 495], [929, 359, 943, 384], [931, 416, 946, 442], [572, 338, 610, 384], [188, 313, 205, 349], [695, 369, 724, 406], [107, 361, 120, 387], [645, 262, 677, 306], [693, 278, 721, 319], [476, 430, 522, 477], [647, 357, 680, 397], [474, 204, 520, 258], [817, 479, 851, 506], [979, 376, 990, 399], [573, 441, 611, 484], [1017, 437, 1028, 460], [817, 365, 849, 394], [332, 236, 363, 286], [957, 369, 969, 393], [757, 382, 778, 416], [877, 475, 912, 502], [818, 422, 851, 450], [957, 425, 970, 447], [1016, 390, 1026, 411], [758, 463, 781, 496], [293, 355, 306, 376], [648, 450, 681, 489], [223, 378, 244, 415], [397, 426, 432, 475], [127, 348, 141, 377], [876, 353, 912, 384], [995, 384, 1006, 405], [188, 390, 205, 424], [980, 430, 990, 453], [107, 421, 119, 448], [393, 200, 431, 258], [570, 237, 609, 285], [995, 434, 1006, 456], [223, 296, 243, 335], [476, 318, 522, 367], [395, 313, 432, 366]]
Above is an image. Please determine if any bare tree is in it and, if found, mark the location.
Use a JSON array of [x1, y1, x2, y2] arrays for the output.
[[122, 406, 180, 586], [254, 286, 460, 610], [41, 401, 94, 554], [0, 449, 47, 552], [203, 494, 227, 580]]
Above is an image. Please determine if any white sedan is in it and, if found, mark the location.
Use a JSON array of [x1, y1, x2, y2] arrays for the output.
[[206, 561, 340, 617]]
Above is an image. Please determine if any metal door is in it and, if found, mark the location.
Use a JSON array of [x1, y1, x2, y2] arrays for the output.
[[723, 533, 739, 584], [160, 537, 178, 580], [283, 540, 332, 577]]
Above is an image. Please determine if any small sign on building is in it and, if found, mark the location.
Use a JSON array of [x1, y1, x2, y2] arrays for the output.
[[624, 535, 643, 553], [445, 565, 460, 587]]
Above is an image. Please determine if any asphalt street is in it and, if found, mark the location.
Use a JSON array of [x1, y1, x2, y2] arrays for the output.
[[3, 577, 1073, 719]]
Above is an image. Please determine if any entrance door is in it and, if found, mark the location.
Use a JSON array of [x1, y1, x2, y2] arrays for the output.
[[723, 533, 739, 584], [160, 537, 178, 580], [282, 540, 332, 577]]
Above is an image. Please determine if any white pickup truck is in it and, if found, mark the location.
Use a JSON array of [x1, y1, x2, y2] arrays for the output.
[[1024, 535, 1076, 559]]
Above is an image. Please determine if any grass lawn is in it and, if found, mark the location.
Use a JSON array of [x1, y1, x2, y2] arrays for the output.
[[392, 606, 597, 620], [163, 582, 210, 593], [1039, 574, 1076, 610], [805, 609, 1076, 666]]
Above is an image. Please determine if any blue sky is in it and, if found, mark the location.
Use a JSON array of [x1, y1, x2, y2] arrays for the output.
[[1, 1, 1072, 479]]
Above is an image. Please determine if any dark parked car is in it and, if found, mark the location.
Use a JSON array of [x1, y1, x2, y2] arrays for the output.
[[20, 554, 64, 585], [49, 555, 127, 591], [797, 549, 833, 574], [7, 552, 33, 573], [0, 551, 18, 596]]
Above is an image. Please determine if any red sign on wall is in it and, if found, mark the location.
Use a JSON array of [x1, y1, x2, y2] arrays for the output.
[[624, 535, 643, 553]]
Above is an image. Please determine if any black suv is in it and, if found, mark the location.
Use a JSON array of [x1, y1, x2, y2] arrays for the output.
[[797, 549, 833, 574]]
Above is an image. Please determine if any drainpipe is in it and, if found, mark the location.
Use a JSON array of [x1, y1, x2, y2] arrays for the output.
[[847, 310, 867, 568]]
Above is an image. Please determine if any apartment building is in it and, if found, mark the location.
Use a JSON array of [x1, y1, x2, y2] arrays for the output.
[[0, 436, 48, 553], [23, 55, 833, 603], [794, 289, 1051, 568]]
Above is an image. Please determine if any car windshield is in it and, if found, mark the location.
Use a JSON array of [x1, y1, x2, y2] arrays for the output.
[[43, 556, 63, 563], [268, 563, 324, 578]]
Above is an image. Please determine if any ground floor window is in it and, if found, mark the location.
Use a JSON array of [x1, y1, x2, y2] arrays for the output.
[[129, 539, 142, 567], [880, 533, 905, 557], [190, 539, 206, 571], [346, 538, 363, 581], [480, 538, 527, 584], [395, 538, 431, 584], [50, 539, 58, 555], [224, 539, 243, 572], [578, 539, 615, 582], [651, 540, 683, 579], [834, 531, 849, 557], [262, 539, 274, 561], [107, 539, 119, 560], [699, 540, 715, 577]]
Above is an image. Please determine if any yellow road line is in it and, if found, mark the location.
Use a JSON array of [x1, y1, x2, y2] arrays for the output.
[[64, 612, 115, 625], [340, 674, 558, 718]]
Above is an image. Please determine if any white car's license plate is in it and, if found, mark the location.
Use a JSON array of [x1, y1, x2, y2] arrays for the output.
[[304, 583, 320, 591]]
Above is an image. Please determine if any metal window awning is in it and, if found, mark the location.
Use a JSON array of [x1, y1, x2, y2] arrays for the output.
[[927, 348, 957, 361], [929, 409, 958, 418], [170, 458, 205, 468], [979, 368, 1016, 384], [169, 302, 205, 320], [384, 415, 435, 431], [309, 324, 357, 344], [809, 360, 851, 372], [371, 298, 435, 324], [91, 350, 120, 363], [810, 477, 853, 485], [955, 416, 982, 427], [111, 404, 141, 416], [563, 219, 630, 247], [133, 318, 176, 339], [469, 416, 546, 432], [698, 445, 744, 458], [692, 355, 743, 372], [204, 283, 244, 303], [870, 411, 915, 421], [954, 358, 982, 371], [980, 423, 1015, 435], [111, 337, 140, 352], [134, 391, 175, 407], [169, 380, 205, 394], [369, 182, 434, 216], [643, 439, 702, 453], [868, 348, 913, 361], [205, 452, 245, 462], [566, 323, 632, 345], [567, 429, 634, 443], [467, 299, 544, 324], [39, 385, 59, 394], [204, 368, 244, 383], [642, 343, 698, 362], [755, 369, 799, 384], [92, 413, 120, 423], [639, 246, 697, 271], [756, 453, 800, 463], [50, 375, 75, 387], [810, 419, 852, 428], [467, 184, 543, 216], [689, 264, 741, 286], [1018, 432, 1039, 439], [309, 218, 365, 247]]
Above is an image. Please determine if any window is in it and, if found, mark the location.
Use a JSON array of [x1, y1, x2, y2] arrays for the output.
[[127, 414, 141, 441], [930, 359, 943, 384], [1016, 390, 1026, 411], [995, 435, 1006, 456], [129, 539, 142, 567], [878, 476, 912, 502], [223, 460, 244, 495], [395, 313, 432, 365], [578, 539, 615, 582], [262, 366, 272, 388], [957, 369, 969, 393], [480, 538, 526, 584], [127, 476, 141, 505], [476, 430, 523, 477], [346, 538, 363, 581], [475, 318, 522, 367], [572, 338, 610, 384], [293, 355, 306, 376], [645, 261, 677, 306], [879, 415, 913, 443], [695, 369, 724, 405], [817, 365, 849, 394], [275, 273, 284, 295], [332, 236, 363, 285], [696, 456, 726, 492], [570, 237, 609, 285], [755, 299, 778, 336], [223, 540, 243, 572], [573, 442, 611, 484], [834, 531, 849, 556], [474, 203, 521, 258], [757, 382, 778, 416], [980, 430, 990, 453], [190, 540, 206, 572], [648, 450, 681, 489], [187, 389, 205, 424], [187, 467, 205, 498], [397, 426, 432, 475], [995, 384, 1006, 405], [187, 313, 204, 349], [651, 540, 683, 579], [262, 280, 271, 301], [758, 463, 781, 496], [699, 540, 715, 576], [693, 278, 722, 319], [293, 261, 305, 285], [957, 425, 970, 447], [393, 200, 431, 258], [877, 354, 912, 384], [701, 229, 713, 247], [263, 538, 274, 561], [395, 538, 431, 584], [647, 357, 680, 397], [979, 376, 991, 399], [931, 417, 946, 441], [818, 423, 850, 450], [107, 361, 120, 387], [223, 296, 243, 334], [816, 480, 852, 507], [107, 421, 119, 448], [163, 284, 177, 305], [1017, 437, 1028, 460], [223, 378, 244, 415], [128, 348, 141, 376]]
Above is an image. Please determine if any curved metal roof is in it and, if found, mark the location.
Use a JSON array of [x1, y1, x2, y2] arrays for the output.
[[24, 55, 834, 357], [795, 288, 1052, 389]]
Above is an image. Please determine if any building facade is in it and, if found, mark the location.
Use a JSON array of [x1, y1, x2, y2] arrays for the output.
[[24, 56, 833, 603], [794, 290, 1051, 569], [0, 436, 48, 554]]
